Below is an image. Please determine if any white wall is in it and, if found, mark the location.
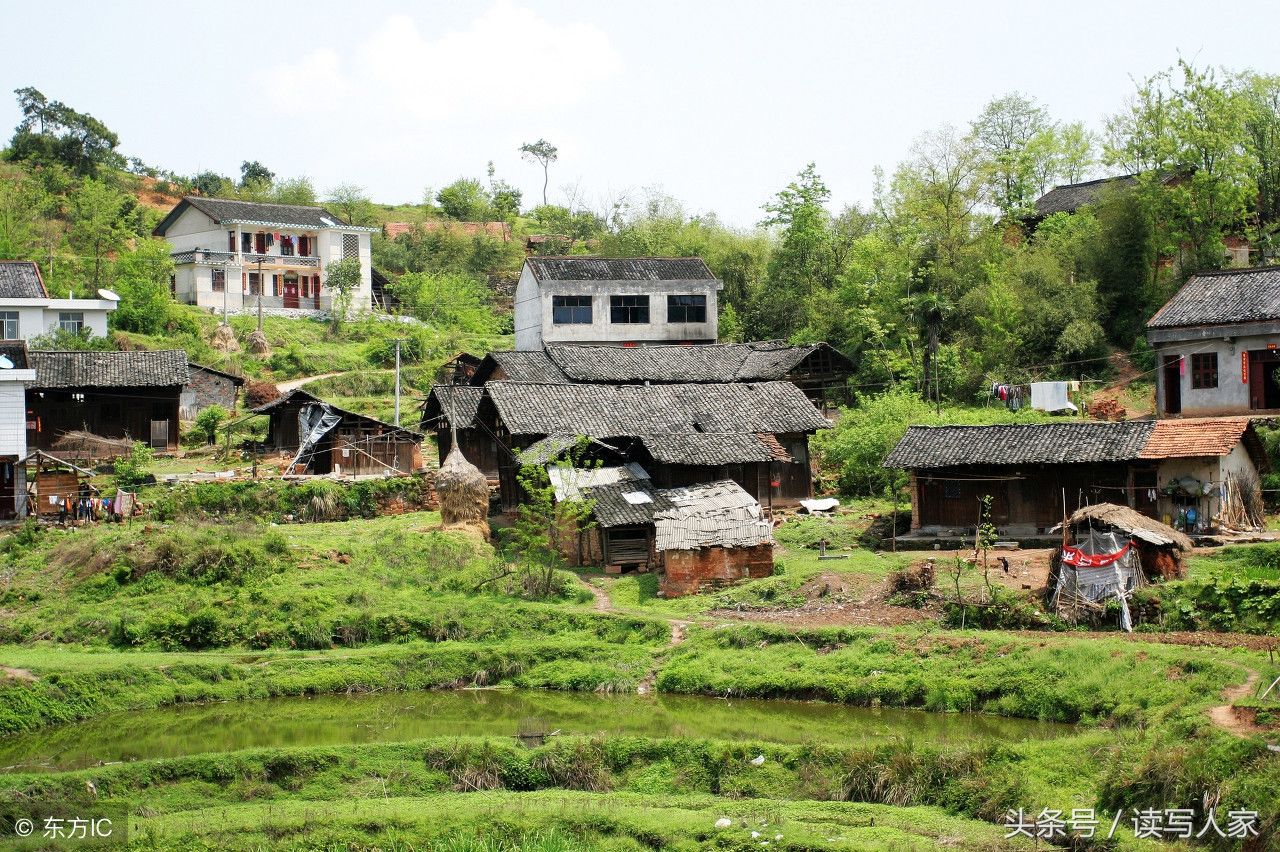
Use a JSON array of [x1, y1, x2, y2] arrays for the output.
[[514, 266, 542, 351], [0, 375, 33, 457], [0, 299, 115, 341]]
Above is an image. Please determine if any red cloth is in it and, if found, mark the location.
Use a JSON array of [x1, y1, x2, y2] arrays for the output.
[[1061, 541, 1132, 568]]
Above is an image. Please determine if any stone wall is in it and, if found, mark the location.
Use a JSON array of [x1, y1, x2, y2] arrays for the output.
[[660, 543, 774, 597]]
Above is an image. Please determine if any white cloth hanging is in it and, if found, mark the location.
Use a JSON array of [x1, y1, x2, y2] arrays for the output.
[[1030, 381, 1077, 413]]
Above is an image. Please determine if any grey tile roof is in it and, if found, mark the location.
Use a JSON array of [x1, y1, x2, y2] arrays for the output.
[[543, 340, 847, 384], [0, 342, 29, 370], [526, 256, 715, 282], [638, 433, 776, 465], [1146, 267, 1280, 329], [883, 422, 1156, 469], [0, 262, 48, 299], [188, 363, 246, 385], [154, 196, 366, 235], [422, 385, 484, 429], [485, 381, 830, 438], [1033, 175, 1137, 217], [30, 350, 190, 389], [585, 479, 672, 528], [475, 351, 571, 384], [653, 480, 773, 551]]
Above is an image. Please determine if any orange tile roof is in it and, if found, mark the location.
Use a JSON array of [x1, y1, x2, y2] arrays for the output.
[[1138, 417, 1252, 459]]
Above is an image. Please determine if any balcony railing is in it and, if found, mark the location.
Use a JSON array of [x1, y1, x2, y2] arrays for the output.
[[171, 249, 321, 268]]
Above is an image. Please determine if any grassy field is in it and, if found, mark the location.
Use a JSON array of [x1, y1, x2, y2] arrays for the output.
[[0, 505, 1276, 848]]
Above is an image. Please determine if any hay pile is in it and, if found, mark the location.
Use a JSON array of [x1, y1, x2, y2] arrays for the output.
[[210, 323, 240, 353], [435, 445, 490, 540], [245, 329, 271, 356], [50, 431, 134, 461]]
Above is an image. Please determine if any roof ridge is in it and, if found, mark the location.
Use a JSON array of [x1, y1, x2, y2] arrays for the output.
[[1185, 264, 1280, 278]]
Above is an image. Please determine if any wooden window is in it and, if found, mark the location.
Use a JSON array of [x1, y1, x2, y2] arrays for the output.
[[254, 232, 266, 254], [667, 294, 706, 323], [227, 231, 235, 251], [242, 232, 252, 253], [552, 295, 592, 324], [610, 295, 650, 324], [943, 481, 962, 499], [211, 269, 226, 292], [1191, 353, 1218, 389], [280, 236, 295, 257]]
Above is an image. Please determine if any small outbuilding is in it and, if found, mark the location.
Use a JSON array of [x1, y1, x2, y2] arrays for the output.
[[181, 363, 245, 418]]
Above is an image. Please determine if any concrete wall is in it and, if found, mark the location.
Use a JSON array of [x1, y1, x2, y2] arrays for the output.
[[513, 265, 721, 351], [1153, 445, 1259, 526], [1152, 330, 1280, 416], [0, 375, 33, 457], [0, 299, 114, 340], [660, 543, 773, 597]]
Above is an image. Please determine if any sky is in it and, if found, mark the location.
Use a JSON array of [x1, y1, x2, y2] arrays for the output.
[[4, 0, 1280, 228]]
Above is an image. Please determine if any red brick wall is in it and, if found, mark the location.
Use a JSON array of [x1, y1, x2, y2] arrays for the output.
[[660, 544, 774, 597]]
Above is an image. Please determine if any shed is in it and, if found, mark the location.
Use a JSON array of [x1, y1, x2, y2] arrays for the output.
[[251, 389, 423, 476], [22, 450, 96, 520], [421, 385, 496, 477], [1052, 503, 1192, 582], [182, 363, 245, 418]]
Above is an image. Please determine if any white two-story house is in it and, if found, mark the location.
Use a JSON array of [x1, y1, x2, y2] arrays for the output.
[[153, 197, 379, 315], [0, 262, 118, 341], [513, 257, 722, 351]]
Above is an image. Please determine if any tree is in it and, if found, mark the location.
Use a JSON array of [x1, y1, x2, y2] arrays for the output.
[[389, 271, 503, 335], [519, 139, 559, 206], [487, 161, 523, 219], [191, 170, 229, 197], [7, 87, 124, 177], [436, 179, 492, 221], [113, 441, 154, 488], [111, 238, 175, 334], [0, 165, 50, 260], [240, 160, 275, 186], [325, 183, 377, 226], [969, 92, 1055, 218], [69, 178, 129, 287], [324, 256, 362, 328], [193, 405, 229, 445], [1239, 72, 1280, 241], [273, 176, 317, 206]]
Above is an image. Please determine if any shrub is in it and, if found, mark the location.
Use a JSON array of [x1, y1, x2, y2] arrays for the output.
[[112, 441, 154, 487], [244, 379, 281, 408], [192, 405, 228, 445]]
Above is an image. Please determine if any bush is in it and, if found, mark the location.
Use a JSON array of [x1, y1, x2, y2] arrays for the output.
[[244, 379, 281, 408], [112, 441, 154, 487], [192, 404, 228, 444]]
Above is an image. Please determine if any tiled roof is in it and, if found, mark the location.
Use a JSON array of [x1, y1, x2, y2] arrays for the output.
[[1139, 418, 1255, 459], [0, 261, 48, 299], [585, 479, 672, 528], [0, 341, 29, 371], [485, 381, 830, 438], [543, 340, 848, 384], [473, 351, 571, 384], [29, 350, 189, 389], [188, 363, 245, 385], [653, 480, 773, 551], [252, 388, 421, 437], [638, 432, 779, 465], [884, 422, 1156, 469], [1146, 267, 1280, 329], [548, 463, 649, 502], [526, 256, 715, 282], [1033, 175, 1137, 217], [422, 385, 484, 429], [154, 196, 372, 235]]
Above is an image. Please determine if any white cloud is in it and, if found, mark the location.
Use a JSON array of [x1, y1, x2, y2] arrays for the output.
[[268, 2, 622, 124]]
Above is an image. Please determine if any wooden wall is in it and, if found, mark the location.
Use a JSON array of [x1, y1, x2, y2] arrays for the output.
[[29, 388, 181, 451], [913, 463, 1131, 531]]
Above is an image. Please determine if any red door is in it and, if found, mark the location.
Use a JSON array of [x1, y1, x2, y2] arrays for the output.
[[313, 275, 321, 309], [282, 275, 299, 309]]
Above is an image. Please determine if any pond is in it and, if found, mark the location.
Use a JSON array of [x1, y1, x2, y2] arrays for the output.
[[0, 689, 1073, 772]]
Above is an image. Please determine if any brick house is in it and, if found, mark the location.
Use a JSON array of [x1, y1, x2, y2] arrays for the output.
[[181, 363, 245, 419]]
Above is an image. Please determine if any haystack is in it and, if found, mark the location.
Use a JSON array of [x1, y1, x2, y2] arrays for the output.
[[245, 329, 271, 357], [210, 323, 240, 353], [436, 444, 490, 540], [50, 431, 134, 461]]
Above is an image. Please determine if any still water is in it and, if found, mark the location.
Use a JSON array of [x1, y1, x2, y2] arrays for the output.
[[0, 689, 1071, 772]]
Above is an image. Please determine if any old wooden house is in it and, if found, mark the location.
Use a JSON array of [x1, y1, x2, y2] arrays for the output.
[[251, 389, 423, 476], [27, 350, 189, 452], [884, 418, 1268, 537], [478, 380, 829, 510], [421, 385, 496, 478]]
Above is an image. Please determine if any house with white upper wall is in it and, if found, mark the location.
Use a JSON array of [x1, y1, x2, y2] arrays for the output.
[[153, 197, 379, 316], [0, 342, 36, 519], [513, 257, 722, 351], [0, 262, 118, 341]]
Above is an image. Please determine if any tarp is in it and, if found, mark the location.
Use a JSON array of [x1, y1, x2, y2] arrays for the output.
[[290, 402, 343, 473], [1061, 541, 1132, 568], [1051, 529, 1144, 631]]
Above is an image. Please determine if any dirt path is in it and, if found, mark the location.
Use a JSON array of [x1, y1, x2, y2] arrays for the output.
[[583, 580, 612, 613], [276, 371, 353, 392], [1209, 669, 1262, 737]]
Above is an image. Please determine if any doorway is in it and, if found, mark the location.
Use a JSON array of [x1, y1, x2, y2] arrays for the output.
[[1162, 355, 1182, 415], [282, 274, 300, 309], [1248, 350, 1280, 410]]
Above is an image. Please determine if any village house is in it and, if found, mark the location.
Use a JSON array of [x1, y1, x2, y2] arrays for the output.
[[514, 257, 722, 350], [884, 418, 1268, 538], [181, 363, 244, 419], [26, 350, 189, 453], [153, 197, 379, 315], [475, 380, 829, 510], [1147, 266, 1280, 416], [250, 389, 423, 476], [0, 342, 37, 519], [421, 385, 494, 477], [0, 261, 118, 341]]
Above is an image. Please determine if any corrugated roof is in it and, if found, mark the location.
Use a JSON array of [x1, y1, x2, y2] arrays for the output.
[[883, 422, 1156, 469], [154, 196, 374, 235], [0, 261, 49, 299], [30, 350, 190, 389], [485, 381, 830, 438], [526, 256, 715, 282], [1147, 267, 1280, 329], [542, 340, 846, 384], [653, 480, 773, 551], [548, 463, 649, 502]]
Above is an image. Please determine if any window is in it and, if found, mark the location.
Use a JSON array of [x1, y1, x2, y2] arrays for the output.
[[299, 235, 311, 257], [247, 273, 261, 296], [610, 295, 650, 324], [667, 294, 707, 323], [342, 233, 359, 259], [241, 232, 252, 253], [0, 311, 16, 340], [254, 232, 266, 254], [552, 295, 592, 324], [227, 231, 236, 251], [1192, 352, 1218, 389], [280, 236, 295, 257], [58, 312, 84, 333], [211, 269, 226, 292]]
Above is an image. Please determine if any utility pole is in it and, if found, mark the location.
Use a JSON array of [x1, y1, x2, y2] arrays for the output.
[[393, 338, 402, 426]]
